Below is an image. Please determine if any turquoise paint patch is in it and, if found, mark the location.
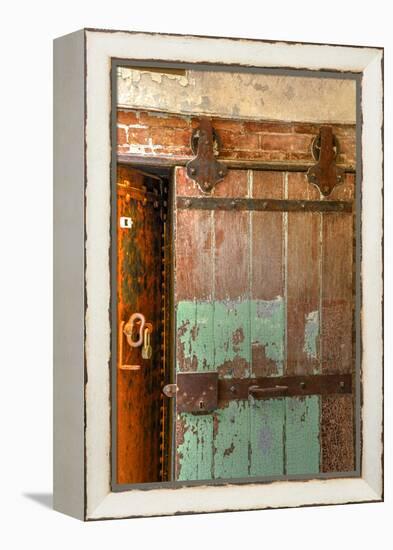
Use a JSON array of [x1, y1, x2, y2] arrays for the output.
[[303, 310, 319, 361], [251, 297, 285, 375], [213, 300, 251, 376], [177, 413, 214, 481], [213, 401, 250, 479], [249, 398, 285, 476], [285, 396, 320, 475], [176, 298, 285, 376], [176, 301, 214, 372]]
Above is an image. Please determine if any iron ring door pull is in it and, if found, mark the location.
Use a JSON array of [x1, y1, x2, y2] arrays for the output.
[[123, 312, 146, 347], [248, 385, 289, 398]]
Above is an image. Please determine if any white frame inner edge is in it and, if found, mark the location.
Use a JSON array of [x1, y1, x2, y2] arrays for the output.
[[85, 29, 383, 519]]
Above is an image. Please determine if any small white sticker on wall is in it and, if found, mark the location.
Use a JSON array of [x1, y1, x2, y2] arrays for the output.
[[120, 217, 133, 229]]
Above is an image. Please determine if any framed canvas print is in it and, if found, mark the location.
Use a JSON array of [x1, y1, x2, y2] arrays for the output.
[[53, 29, 383, 520]]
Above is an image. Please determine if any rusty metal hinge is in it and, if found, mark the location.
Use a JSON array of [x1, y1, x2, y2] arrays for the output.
[[186, 117, 228, 194], [307, 126, 345, 196]]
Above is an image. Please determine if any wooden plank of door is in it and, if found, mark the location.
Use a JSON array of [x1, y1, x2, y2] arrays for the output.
[[174, 167, 215, 480], [285, 172, 321, 475], [320, 173, 355, 472], [249, 171, 285, 476], [212, 170, 250, 479], [173, 167, 355, 480]]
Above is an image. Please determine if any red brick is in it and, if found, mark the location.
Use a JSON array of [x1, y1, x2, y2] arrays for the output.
[[289, 151, 313, 161], [117, 110, 140, 125], [117, 127, 127, 145], [158, 145, 192, 156], [118, 144, 130, 154], [293, 123, 319, 134], [127, 127, 150, 145], [244, 121, 292, 133], [212, 118, 245, 132], [338, 138, 356, 157], [150, 127, 190, 147], [139, 111, 190, 129], [260, 133, 312, 152], [220, 130, 259, 150], [334, 124, 356, 138]]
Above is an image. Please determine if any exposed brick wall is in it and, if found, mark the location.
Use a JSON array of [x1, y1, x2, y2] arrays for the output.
[[117, 110, 356, 166]]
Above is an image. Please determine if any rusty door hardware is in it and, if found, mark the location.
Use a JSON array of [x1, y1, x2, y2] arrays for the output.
[[163, 373, 352, 412], [119, 313, 153, 370], [186, 117, 228, 194], [118, 321, 141, 371], [248, 385, 289, 398], [124, 312, 146, 347], [162, 383, 178, 398], [177, 196, 352, 213], [163, 372, 219, 413], [141, 327, 153, 359], [307, 126, 344, 196]]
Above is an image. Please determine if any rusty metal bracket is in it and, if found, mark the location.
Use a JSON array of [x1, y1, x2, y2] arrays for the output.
[[186, 117, 228, 194], [163, 373, 352, 412], [177, 196, 352, 213], [163, 372, 218, 413], [307, 126, 345, 196]]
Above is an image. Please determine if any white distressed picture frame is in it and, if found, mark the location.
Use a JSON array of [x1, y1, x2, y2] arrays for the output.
[[53, 29, 383, 521]]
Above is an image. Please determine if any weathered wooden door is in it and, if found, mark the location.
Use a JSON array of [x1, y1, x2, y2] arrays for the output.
[[173, 166, 354, 481], [116, 166, 164, 484]]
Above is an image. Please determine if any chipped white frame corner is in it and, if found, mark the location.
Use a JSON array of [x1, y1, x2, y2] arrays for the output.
[[53, 29, 383, 521]]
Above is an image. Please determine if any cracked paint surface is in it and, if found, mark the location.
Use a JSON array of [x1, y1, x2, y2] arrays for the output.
[[175, 298, 319, 481], [118, 67, 356, 123], [176, 298, 284, 376], [303, 310, 320, 361]]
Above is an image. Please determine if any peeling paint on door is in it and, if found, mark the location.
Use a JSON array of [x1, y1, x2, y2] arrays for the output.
[[303, 310, 320, 361]]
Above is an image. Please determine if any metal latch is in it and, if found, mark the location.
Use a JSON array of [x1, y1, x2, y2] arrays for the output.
[[163, 372, 218, 413], [163, 373, 352, 412]]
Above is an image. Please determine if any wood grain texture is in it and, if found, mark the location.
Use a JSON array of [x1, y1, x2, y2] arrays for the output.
[[286, 173, 321, 376], [249, 398, 285, 476], [173, 167, 356, 480], [252, 171, 285, 377], [285, 396, 320, 475], [321, 211, 353, 373], [320, 173, 355, 472], [116, 166, 163, 484], [175, 209, 213, 301]]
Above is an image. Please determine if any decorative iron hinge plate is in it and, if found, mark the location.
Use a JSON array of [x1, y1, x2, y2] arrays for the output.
[[307, 126, 345, 196], [186, 117, 228, 194]]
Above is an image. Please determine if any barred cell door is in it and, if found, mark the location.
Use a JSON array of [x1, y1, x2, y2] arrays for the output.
[[172, 163, 355, 481]]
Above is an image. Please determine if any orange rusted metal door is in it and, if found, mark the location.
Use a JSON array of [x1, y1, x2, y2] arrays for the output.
[[116, 166, 165, 484]]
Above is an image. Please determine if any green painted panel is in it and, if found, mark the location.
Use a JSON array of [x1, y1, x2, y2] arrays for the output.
[[251, 297, 285, 375], [177, 413, 214, 481], [175, 300, 322, 481], [213, 300, 251, 377], [249, 398, 285, 476], [213, 401, 250, 479], [176, 301, 214, 372], [285, 396, 320, 475]]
